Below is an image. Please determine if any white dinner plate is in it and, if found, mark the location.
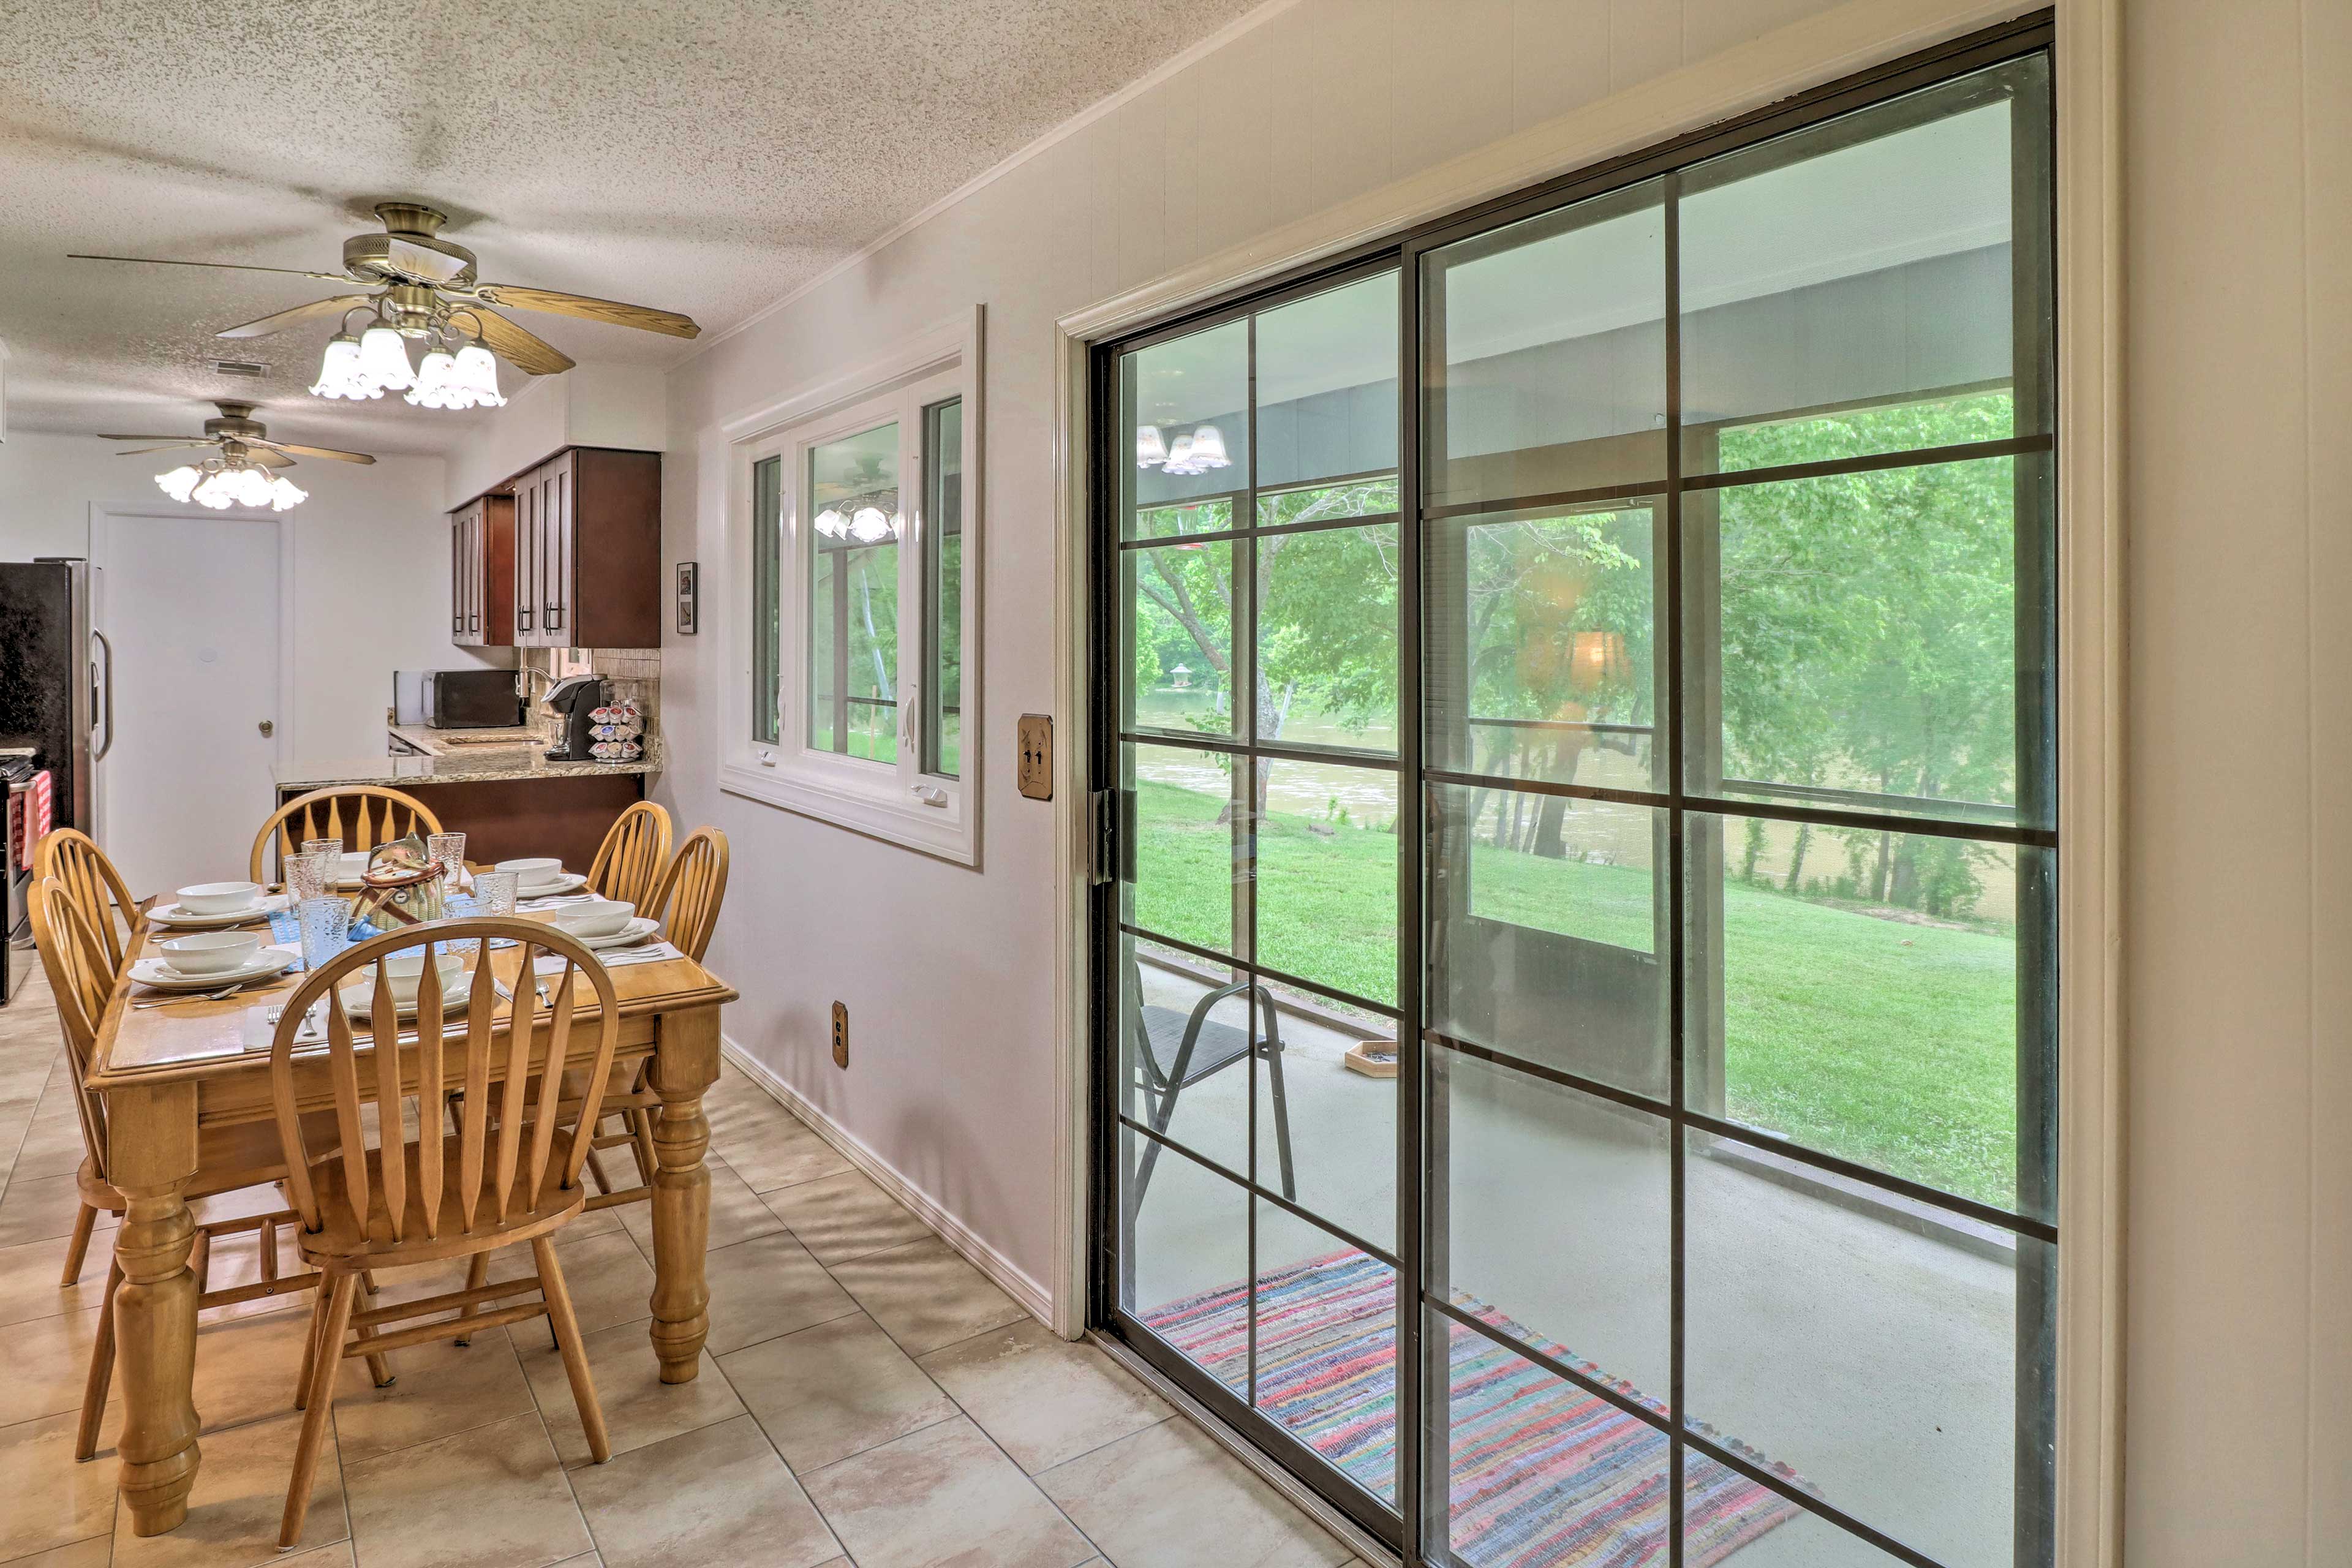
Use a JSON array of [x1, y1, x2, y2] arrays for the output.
[[148, 894, 289, 930], [575, 916, 661, 950], [514, 872, 589, 899], [129, 948, 298, 992], [339, 968, 473, 1019]]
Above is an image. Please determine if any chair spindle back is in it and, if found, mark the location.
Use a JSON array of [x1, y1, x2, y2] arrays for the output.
[[28, 878, 116, 1183], [267, 918, 619, 1245], [587, 801, 671, 907], [650, 827, 729, 963], [34, 828, 139, 978], [251, 786, 444, 884]]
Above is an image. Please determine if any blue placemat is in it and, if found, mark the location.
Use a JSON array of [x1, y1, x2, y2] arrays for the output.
[[267, 895, 490, 970]]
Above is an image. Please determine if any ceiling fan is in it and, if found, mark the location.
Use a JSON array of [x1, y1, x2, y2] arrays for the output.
[[71, 202, 700, 405], [99, 401, 374, 511]]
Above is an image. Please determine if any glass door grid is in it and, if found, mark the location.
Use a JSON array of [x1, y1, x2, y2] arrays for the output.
[[1091, 20, 2059, 1568]]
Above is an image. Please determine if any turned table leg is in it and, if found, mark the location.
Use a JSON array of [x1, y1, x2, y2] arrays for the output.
[[647, 1007, 718, 1383], [107, 1082, 203, 1536]]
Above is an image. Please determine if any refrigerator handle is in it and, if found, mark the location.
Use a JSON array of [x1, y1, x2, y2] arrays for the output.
[[91, 630, 116, 761]]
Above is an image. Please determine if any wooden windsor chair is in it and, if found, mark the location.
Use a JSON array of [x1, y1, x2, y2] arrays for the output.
[[249, 785, 444, 884], [565, 827, 731, 1214], [266, 916, 622, 1548], [32, 827, 141, 979], [28, 879, 330, 1460], [585, 799, 672, 907]]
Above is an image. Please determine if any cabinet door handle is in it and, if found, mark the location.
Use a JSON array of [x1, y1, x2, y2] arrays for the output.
[[519, 607, 533, 631]]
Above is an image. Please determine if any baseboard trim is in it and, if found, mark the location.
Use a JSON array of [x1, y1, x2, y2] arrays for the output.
[[1090, 1332, 1400, 1567], [718, 1034, 1055, 1325]]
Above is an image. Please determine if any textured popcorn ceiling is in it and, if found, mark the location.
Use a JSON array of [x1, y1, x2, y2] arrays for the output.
[[0, 0, 1262, 454]]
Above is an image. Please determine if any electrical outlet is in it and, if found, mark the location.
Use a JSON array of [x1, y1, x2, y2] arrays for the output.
[[831, 1001, 848, 1068], [1017, 714, 1052, 801]]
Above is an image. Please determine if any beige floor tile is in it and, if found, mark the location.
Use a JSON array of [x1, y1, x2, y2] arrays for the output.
[[566, 1414, 839, 1568], [0, 1175, 114, 1252], [0, 1306, 105, 1429], [113, 1408, 349, 1568], [10, 1115, 89, 1183], [918, 1317, 1170, 1474], [178, 1304, 323, 1439], [698, 1232, 856, 1357], [717, 1313, 956, 1472], [329, 1322, 535, 1465], [617, 1159, 780, 1254], [518, 1319, 744, 1468], [546, 1230, 656, 1339], [342, 1410, 589, 1568], [0, 1232, 109, 1329], [756, 1172, 929, 1266], [276, 1544, 356, 1566], [827, 1236, 1030, 1357], [801, 1415, 1091, 1568], [2, 1534, 115, 1567], [0, 1412, 118, 1562], [1038, 1418, 1351, 1568], [714, 1121, 851, 1197]]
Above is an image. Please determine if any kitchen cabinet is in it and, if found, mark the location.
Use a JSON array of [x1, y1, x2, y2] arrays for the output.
[[449, 492, 515, 647], [513, 447, 663, 649]]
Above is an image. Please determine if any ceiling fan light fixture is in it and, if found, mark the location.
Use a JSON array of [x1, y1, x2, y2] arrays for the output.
[[454, 341, 505, 407], [309, 332, 377, 400], [1188, 424, 1231, 469], [357, 321, 415, 391], [268, 475, 307, 511], [1136, 424, 1167, 469], [850, 505, 892, 543], [405, 345, 462, 409], [154, 465, 203, 502], [813, 507, 847, 539]]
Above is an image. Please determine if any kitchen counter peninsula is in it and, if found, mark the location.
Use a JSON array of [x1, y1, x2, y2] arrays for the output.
[[276, 737, 660, 870]]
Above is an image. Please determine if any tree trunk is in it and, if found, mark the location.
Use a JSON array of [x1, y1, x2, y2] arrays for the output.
[[1529, 731, 1589, 859], [1785, 823, 1812, 892]]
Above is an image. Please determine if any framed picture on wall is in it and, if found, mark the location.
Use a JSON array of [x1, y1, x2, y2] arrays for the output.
[[676, 560, 698, 634]]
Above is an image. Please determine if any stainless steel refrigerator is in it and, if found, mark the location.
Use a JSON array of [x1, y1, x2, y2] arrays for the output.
[[1, 557, 110, 999]]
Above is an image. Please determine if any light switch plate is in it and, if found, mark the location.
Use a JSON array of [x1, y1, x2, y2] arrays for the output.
[[1016, 714, 1052, 801]]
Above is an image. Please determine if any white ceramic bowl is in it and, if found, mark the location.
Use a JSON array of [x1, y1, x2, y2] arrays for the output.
[[358, 951, 466, 1007], [550, 899, 633, 940], [496, 857, 564, 891], [158, 930, 262, 975], [176, 881, 265, 916]]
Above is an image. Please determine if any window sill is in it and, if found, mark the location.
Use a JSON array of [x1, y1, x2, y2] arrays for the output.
[[720, 754, 976, 864]]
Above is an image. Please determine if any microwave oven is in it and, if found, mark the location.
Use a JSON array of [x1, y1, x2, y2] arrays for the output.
[[393, 669, 524, 729]]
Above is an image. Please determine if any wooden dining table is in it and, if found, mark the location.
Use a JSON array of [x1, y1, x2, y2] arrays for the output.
[[83, 897, 738, 1537]]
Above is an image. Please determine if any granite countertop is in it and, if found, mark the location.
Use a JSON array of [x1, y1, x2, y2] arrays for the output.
[[277, 730, 662, 791]]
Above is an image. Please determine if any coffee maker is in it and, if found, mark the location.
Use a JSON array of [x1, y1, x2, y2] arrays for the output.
[[543, 674, 606, 762]]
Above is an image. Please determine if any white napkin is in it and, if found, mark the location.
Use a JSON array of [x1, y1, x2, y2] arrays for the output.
[[532, 940, 682, 974]]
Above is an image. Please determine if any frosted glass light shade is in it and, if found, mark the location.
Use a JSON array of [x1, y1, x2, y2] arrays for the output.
[[357, 323, 415, 391], [1188, 424, 1230, 469], [850, 505, 891, 543], [406, 347, 460, 408], [268, 475, 307, 511], [309, 333, 377, 400], [154, 466, 202, 502], [813, 507, 846, 538], [454, 342, 505, 407], [1135, 424, 1167, 468], [1161, 432, 1199, 475]]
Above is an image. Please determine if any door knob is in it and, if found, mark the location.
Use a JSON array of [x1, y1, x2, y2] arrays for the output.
[[258, 719, 275, 737]]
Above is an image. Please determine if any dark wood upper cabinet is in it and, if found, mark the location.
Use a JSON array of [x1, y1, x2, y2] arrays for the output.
[[513, 448, 662, 650], [454, 447, 661, 650], [450, 492, 515, 647]]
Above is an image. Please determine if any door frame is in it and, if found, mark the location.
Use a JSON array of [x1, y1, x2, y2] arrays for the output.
[[88, 501, 298, 848], [1049, 1, 2122, 1564]]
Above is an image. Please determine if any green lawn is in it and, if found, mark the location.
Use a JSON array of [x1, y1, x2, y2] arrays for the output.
[[1131, 777, 2019, 1210]]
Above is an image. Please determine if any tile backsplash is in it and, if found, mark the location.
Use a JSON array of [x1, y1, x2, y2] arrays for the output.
[[520, 646, 661, 755]]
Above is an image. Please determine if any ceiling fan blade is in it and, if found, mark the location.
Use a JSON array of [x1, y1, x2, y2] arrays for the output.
[[97, 432, 206, 442], [465, 306, 576, 375], [216, 293, 375, 339], [248, 438, 376, 465], [246, 448, 295, 468], [388, 236, 469, 285], [108, 442, 216, 456], [69, 252, 353, 284], [473, 284, 700, 339]]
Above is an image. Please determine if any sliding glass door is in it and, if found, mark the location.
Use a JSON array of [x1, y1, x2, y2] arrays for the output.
[[1093, 23, 2057, 1568]]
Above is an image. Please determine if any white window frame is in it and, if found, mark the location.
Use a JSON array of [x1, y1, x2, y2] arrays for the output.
[[720, 307, 982, 862]]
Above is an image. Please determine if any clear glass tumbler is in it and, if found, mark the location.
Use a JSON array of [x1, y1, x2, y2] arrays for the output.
[[473, 870, 518, 916], [297, 895, 353, 973], [286, 851, 331, 903], [303, 838, 344, 886], [427, 832, 468, 895]]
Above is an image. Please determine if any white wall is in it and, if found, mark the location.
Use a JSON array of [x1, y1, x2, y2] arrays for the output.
[[2121, 0, 2349, 1561], [441, 363, 669, 509], [652, 0, 2350, 1551], [0, 429, 488, 771]]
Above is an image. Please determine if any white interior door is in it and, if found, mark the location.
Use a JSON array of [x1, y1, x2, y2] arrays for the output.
[[98, 513, 281, 897]]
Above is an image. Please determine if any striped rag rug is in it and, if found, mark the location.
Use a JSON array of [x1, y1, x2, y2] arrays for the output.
[[1143, 1249, 1808, 1568]]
